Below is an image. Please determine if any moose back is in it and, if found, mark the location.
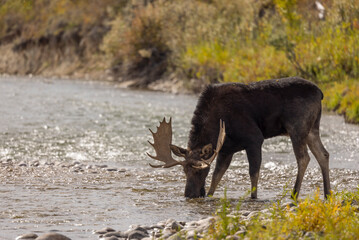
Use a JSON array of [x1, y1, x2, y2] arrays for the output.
[[147, 77, 330, 199]]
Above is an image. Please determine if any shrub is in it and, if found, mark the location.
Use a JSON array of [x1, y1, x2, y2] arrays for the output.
[[323, 81, 359, 123]]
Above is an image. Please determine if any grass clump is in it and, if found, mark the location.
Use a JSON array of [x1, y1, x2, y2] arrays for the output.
[[206, 188, 359, 239]]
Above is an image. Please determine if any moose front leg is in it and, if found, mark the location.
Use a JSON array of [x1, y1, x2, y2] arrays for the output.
[[207, 153, 234, 196], [246, 144, 263, 199]]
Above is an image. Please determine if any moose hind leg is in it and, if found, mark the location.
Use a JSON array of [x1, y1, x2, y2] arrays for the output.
[[291, 137, 311, 199], [307, 130, 331, 198]]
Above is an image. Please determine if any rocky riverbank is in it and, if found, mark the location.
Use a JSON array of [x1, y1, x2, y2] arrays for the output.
[[14, 201, 305, 240]]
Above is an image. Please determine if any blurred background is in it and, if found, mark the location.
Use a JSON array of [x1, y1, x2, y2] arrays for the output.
[[0, 0, 358, 122]]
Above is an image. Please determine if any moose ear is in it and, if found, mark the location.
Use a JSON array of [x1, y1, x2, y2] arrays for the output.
[[170, 144, 188, 158], [201, 144, 213, 159]]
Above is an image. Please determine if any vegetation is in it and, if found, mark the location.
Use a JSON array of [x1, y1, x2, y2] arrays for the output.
[[207, 188, 359, 239], [0, 0, 359, 122]]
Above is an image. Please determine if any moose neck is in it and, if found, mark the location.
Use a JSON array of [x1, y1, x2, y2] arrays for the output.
[[187, 85, 218, 150]]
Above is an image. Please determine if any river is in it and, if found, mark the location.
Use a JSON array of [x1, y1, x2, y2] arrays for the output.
[[0, 76, 358, 239]]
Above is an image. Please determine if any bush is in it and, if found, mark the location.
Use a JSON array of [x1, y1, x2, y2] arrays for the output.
[[181, 40, 295, 84], [323, 81, 359, 123]]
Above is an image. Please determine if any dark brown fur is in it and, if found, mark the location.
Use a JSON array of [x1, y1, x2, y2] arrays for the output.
[[183, 77, 330, 199]]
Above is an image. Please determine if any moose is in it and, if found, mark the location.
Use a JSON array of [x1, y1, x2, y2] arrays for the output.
[[147, 77, 330, 199]]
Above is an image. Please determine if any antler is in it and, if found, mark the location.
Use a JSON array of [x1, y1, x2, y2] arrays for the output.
[[147, 118, 185, 168], [194, 119, 226, 169]]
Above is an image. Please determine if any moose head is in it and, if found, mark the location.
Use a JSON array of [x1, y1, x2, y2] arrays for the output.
[[147, 118, 226, 198]]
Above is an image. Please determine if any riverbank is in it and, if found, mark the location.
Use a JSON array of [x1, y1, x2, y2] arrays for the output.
[[1, 1, 359, 123]]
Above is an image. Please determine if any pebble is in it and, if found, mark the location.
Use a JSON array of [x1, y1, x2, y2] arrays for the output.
[[96, 164, 108, 168], [127, 230, 148, 239], [106, 168, 118, 172], [246, 211, 260, 219], [240, 210, 252, 217], [34, 233, 71, 240], [226, 235, 240, 240], [18, 162, 27, 167], [103, 231, 127, 238], [94, 227, 116, 235], [30, 161, 40, 167], [100, 237, 118, 240], [16, 233, 38, 239]]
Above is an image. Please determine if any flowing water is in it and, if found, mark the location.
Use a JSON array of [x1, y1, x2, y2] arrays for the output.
[[0, 76, 358, 239]]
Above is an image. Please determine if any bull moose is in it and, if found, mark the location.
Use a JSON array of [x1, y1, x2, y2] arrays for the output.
[[147, 77, 330, 199]]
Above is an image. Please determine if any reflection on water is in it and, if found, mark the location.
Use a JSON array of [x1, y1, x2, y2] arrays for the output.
[[0, 76, 358, 239]]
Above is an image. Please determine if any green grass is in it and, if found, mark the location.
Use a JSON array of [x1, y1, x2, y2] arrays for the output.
[[206, 188, 359, 239]]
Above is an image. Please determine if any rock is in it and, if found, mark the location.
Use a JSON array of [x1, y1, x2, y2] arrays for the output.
[[18, 162, 27, 167], [164, 218, 176, 227], [94, 227, 116, 235], [30, 161, 40, 167], [127, 230, 148, 239], [100, 237, 118, 240], [131, 226, 148, 234], [106, 168, 117, 172], [44, 161, 54, 166], [147, 227, 161, 238], [184, 216, 214, 233], [185, 230, 203, 240], [95, 164, 108, 168], [235, 229, 247, 236], [170, 221, 183, 231], [148, 224, 164, 230], [35, 233, 71, 240], [16, 233, 38, 240], [161, 228, 175, 238], [246, 211, 260, 219], [166, 233, 183, 240], [226, 235, 240, 240], [240, 210, 252, 217], [102, 231, 126, 238]]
